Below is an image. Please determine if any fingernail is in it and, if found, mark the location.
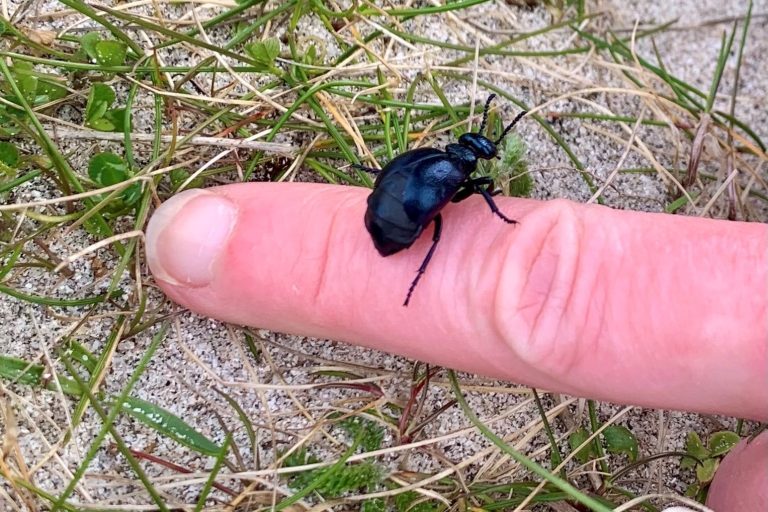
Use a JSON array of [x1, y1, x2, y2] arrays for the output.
[[145, 189, 238, 287]]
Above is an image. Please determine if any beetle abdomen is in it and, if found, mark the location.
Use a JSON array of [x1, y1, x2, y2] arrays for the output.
[[365, 191, 423, 255], [364, 150, 464, 256]]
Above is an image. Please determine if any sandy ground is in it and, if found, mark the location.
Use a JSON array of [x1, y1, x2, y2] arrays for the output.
[[1, 0, 766, 509]]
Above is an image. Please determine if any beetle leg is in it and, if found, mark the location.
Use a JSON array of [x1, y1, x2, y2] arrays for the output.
[[475, 177, 503, 197], [450, 184, 475, 203], [481, 181, 504, 197], [452, 177, 494, 203], [470, 176, 494, 189], [403, 214, 442, 307], [351, 163, 381, 174], [477, 187, 517, 224], [452, 178, 515, 223]]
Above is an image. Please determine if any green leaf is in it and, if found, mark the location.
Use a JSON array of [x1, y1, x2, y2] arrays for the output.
[[18, 74, 38, 101], [87, 101, 109, 124], [0, 354, 45, 386], [169, 168, 203, 190], [36, 79, 67, 102], [696, 457, 718, 483], [708, 431, 740, 457], [85, 84, 126, 132], [94, 40, 128, 67], [64, 341, 98, 373], [568, 427, 596, 464], [0, 354, 81, 394], [245, 37, 280, 71], [119, 396, 222, 456], [88, 152, 128, 185], [84, 216, 112, 236], [88, 117, 115, 131], [0, 109, 21, 136], [93, 82, 116, 105], [81, 32, 101, 62], [262, 37, 280, 60], [602, 425, 638, 461], [10, 60, 33, 74], [685, 431, 711, 461], [120, 183, 143, 206], [0, 141, 19, 167], [85, 83, 116, 129], [302, 43, 319, 65], [87, 152, 142, 206], [104, 107, 128, 132], [684, 482, 701, 497], [680, 454, 698, 470]]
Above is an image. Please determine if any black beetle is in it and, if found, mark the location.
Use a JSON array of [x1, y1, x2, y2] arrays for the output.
[[357, 94, 526, 306]]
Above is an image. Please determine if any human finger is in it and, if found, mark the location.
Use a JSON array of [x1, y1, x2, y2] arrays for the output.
[[145, 183, 768, 419]]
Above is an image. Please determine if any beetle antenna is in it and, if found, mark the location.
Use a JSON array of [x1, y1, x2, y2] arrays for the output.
[[478, 94, 496, 134], [495, 109, 527, 145]]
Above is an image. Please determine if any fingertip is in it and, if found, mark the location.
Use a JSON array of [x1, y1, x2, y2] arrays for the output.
[[146, 188, 238, 288], [707, 432, 768, 511]]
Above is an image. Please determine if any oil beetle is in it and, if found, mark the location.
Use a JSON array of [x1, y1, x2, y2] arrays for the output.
[[357, 94, 526, 306]]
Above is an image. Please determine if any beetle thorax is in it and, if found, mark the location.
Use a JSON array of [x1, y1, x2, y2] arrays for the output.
[[458, 133, 497, 160], [445, 143, 477, 174]]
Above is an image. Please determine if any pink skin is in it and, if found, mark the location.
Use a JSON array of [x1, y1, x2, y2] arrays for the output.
[[707, 434, 768, 510], [145, 182, 767, 509]]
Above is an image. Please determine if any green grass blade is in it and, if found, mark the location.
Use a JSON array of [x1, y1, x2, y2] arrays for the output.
[[57, 355, 171, 512], [449, 371, 613, 512], [381, 0, 490, 16], [0, 244, 23, 281], [120, 396, 222, 456], [194, 434, 232, 512], [69, 320, 125, 428], [64, 341, 98, 373], [49, 324, 170, 510], [212, 387, 257, 458], [0, 168, 41, 193], [705, 29, 737, 113], [532, 388, 563, 471], [0, 284, 117, 307]]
